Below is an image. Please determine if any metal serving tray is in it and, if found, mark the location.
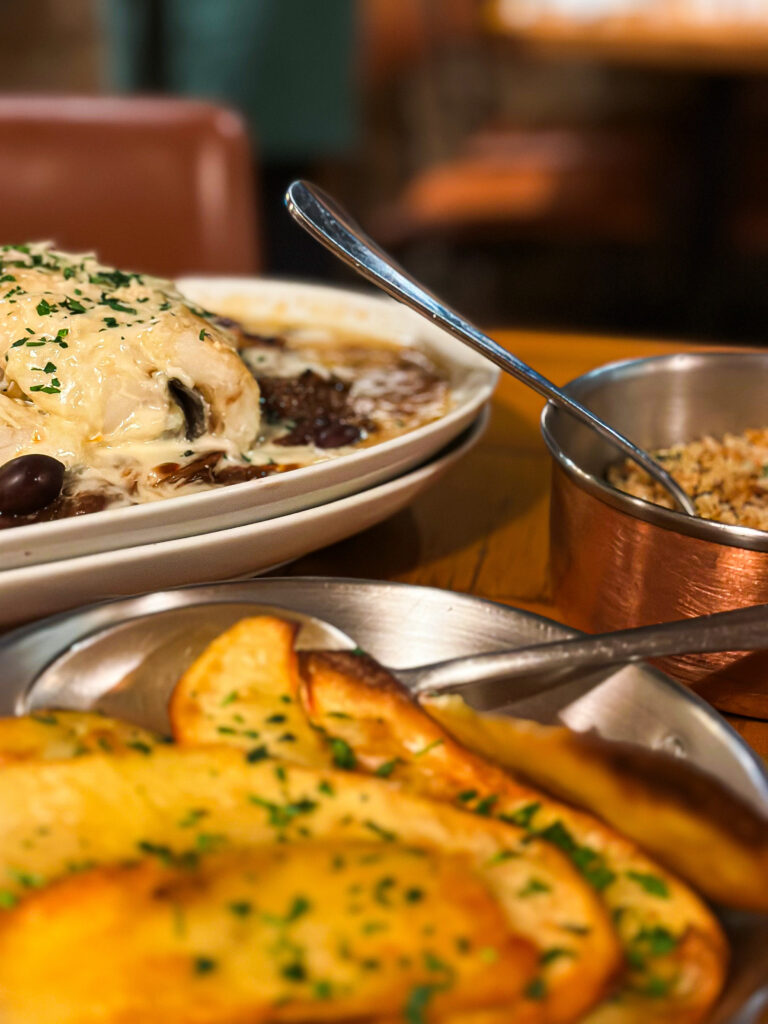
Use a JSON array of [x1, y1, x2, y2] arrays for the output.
[[0, 578, 766, 1023]]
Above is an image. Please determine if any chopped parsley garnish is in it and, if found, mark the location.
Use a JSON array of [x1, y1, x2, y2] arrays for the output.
[[220, 690, 238, 706], [330, 737, 356, 770], [499, 801, 541, 829], [474, 794, 498, 817], [537, 820, 616, 891], [626, 871, 669, 898], [414, 738, 444, 758], [405, 887, 424, 902], [287, 895, 312, 922], [127, 740, 152, 755], [628, 925, 678, 964], [63, 296, 86, 314], [405, 984, 437, 1024], [193, 956, 217, 975], [363, 820, 397, 843], [0, 891, 17, 910], [281, 961, 307, 982], [248, 795, 317, 830], [540, 947, 575, 965], [485, 849, 518, 867], [245, 745, 269, 763], [636, 976, 674, 998], [519, 877, 551, 897], [374, 875, 396, 905], [178, 808, 209, 828], [375, 759, 399, 778], [195, 832, 226, 852], [228, 900, 252, 917], [89, 268, 135, 289], [561, 923, 591, 936], [101, 294, 136, 315], [136, 841, 198, 869], [36, 298, 55, 316], [524, 977, 547, 1001]]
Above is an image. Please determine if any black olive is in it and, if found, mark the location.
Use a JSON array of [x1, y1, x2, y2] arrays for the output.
[[0, 454, 65, 516], [169, 379, 207, 440]]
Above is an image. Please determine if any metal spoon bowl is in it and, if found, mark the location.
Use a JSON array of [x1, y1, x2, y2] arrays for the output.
[[16, 590, 768, 808], [284, 179, 696, 517]]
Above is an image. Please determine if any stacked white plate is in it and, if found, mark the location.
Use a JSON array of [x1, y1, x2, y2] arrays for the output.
[[0, 279, 497, 627]]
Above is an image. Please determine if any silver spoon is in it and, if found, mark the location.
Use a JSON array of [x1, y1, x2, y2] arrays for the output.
[[284, 179, 695, 517], [21, 598, 768, 729]]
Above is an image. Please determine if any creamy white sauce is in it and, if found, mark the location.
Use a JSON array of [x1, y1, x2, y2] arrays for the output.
[[0, 245, 451, 518]]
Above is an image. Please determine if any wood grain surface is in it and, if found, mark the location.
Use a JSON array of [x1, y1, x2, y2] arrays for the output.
[[278, 329, 768, 760]]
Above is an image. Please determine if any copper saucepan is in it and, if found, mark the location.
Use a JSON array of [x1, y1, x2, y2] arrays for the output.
[[541, 351, 768, 690]]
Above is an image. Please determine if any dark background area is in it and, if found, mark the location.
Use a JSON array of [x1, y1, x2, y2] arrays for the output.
[[0, 0, 767, 344]]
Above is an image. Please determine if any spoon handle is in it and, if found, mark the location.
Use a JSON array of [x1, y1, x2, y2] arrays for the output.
[[405, 603, 768, 706], [285, 179, 695, 516]]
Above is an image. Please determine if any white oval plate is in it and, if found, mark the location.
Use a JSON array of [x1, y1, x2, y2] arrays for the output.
[[0, 278, 497, 570], [0, 409, 487, 628]]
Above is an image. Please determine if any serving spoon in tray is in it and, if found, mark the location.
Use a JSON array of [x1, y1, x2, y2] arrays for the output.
[[15, 593, 768, 790], [284, 180, 696, 518], [3, 582, 768, 1024]]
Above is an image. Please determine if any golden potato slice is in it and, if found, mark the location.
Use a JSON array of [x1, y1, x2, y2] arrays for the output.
[[424, 695, 768, 913], [0, 842, 537, 1024], [0, 710, 163, 764], [297, 652, 728, 1024], [170, 617, 333, 768], [0, 746, 619, 1024]]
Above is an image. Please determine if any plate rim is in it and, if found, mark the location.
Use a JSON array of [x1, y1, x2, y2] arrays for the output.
[[0, 276, 498, 556], [0, 410, 488, 585]]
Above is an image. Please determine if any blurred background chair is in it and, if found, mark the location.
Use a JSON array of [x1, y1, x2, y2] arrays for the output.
[[0, 0, 766, 341], [0, 95, 258, 278]]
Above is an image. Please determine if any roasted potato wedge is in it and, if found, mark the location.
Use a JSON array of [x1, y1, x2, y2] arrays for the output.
[[0, 709, 162, 764], [0, 746, 619, 1024], [170, 617, 333, 768], [423, 694, 768, 913], [0, 842, 537, 1024], [295, 652, 729, 1024]]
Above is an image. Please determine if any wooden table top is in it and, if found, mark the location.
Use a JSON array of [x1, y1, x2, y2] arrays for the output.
[[487, 1, 768, 73], [280, 328, 768, 761]]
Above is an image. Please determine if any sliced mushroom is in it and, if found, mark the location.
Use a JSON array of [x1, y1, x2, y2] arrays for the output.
[[168, 379, 208, 441]]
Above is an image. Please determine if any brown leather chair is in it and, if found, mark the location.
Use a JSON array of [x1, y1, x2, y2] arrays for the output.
[[0, 95, 259, 277]]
